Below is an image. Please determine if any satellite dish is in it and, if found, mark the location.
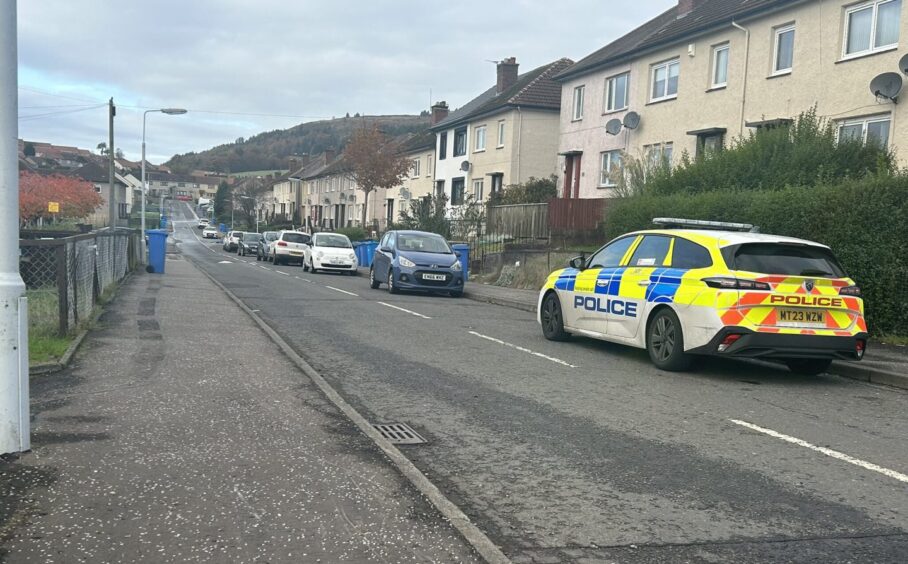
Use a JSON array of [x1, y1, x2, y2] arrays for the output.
[[605, 119, 622, 135], [899, 53, 908, 75], [870, 72, 903, 102], [623, 111, 641, 129], [399, 188, 411, 200], [460, 160, 471, 172]]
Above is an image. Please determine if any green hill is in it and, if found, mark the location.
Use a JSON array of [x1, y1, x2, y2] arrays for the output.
[[166, 114, 430, 174]]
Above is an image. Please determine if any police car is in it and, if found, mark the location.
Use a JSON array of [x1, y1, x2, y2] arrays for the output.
[[538, 218, 867, 375]]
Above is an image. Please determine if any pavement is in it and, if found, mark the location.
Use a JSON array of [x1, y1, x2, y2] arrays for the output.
[[0, 255, 480, 562], [463, 282, 908, 390]]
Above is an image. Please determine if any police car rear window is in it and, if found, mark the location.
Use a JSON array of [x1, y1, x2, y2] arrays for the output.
[[724, 243, 846, 278]]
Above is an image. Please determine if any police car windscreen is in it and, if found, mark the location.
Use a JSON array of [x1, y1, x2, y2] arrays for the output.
[[729, 244, 845, 277]]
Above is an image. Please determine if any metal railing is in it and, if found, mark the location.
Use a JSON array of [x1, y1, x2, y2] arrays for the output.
[[19, 229, 140, 336]]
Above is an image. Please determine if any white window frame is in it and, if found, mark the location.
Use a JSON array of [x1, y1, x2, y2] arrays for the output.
[[772, 24, 796, 75], [837, 114, 892, 146], [605, 72, 629, 112], [711, 44, 729, 88], [497, 120, 505, 148], [426, 154, 432, 177], [411, 158, 420, 178], [650, 58, 680, 102], [599, 150, 622, 187], [474, 125, 487, 152], [572, 85, 585, 121], [842, 0, 902, 59], [473, 179, 484, 201]]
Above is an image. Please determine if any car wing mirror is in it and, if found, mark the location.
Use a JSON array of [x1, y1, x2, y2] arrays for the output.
[[381, 246, 392, 253], [569, 256, 586, 271], [455, 251, 462, 258]]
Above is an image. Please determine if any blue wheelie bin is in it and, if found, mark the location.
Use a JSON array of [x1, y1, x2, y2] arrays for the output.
[[451, 244, 470, 281], [146, 229, 169, 274], [361, 240, 378, 267], [352, 241, 364, 266]]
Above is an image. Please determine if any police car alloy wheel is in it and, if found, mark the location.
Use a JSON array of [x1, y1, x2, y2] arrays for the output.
[[541, 293, 570, 341], [647, 309, 691, 371]]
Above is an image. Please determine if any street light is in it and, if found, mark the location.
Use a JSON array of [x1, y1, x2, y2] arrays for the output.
[[141, 108, 187, 261]]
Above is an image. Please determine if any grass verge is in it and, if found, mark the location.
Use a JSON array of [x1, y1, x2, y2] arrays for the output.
[[29, 333, 72, 364]]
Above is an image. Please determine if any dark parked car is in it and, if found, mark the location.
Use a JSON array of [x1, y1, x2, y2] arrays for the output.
[[370, 230, 463, 296], [238, 233, 262, 256]]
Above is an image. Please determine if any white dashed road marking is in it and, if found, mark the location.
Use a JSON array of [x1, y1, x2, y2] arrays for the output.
[[730, 419, 908, 483], [325, 286, 359, 297], [276, 271, 290, 276], [468, 331, 577, 368], [377, 302, 432, 319]]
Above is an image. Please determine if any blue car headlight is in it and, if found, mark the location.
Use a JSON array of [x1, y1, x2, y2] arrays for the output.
[[399, 256, 416, 268]]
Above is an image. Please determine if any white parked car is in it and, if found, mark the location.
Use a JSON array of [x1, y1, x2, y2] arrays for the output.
[[197, 218, 210, 229], [271, 230, 310, 266], [306, 232, 358, 275], [202, 225, 219, 239], [223, 231, 244, 252]]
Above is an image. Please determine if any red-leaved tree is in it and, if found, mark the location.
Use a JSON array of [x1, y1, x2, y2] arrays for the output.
[[19, 171, 103, 226]]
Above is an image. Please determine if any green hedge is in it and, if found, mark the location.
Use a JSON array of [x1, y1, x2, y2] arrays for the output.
[[603, 175, 908, 336]]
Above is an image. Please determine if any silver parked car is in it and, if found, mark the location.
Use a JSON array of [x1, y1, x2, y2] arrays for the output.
[[257, 231, 279, 262]]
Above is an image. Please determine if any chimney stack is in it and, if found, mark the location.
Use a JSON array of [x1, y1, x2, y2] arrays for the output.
[[301, 153, 310, 166], [496, 57, 519, 93], [677, 0, 699, 18], [324, 149, 336, 163], [431, 101, 449, 125]]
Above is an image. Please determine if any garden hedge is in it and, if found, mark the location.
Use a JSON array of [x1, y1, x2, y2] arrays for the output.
[[603, 175, 908, 336]]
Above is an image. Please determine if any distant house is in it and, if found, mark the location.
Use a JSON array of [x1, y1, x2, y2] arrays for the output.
[[370, 129, 436, 229], [69, 161, 130, 227], [431, 57, 573, 207], [146, 172, 220, 203]]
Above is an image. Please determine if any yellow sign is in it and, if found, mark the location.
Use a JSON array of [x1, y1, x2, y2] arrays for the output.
[[48, 201, 60, 213]]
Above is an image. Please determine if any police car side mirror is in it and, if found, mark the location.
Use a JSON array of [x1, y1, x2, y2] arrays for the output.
[[569, 256, 586, 270]]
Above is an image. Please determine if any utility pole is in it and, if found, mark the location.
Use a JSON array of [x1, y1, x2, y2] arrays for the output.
[[107, 98, 116, 228], [0, 0, 30, 455]]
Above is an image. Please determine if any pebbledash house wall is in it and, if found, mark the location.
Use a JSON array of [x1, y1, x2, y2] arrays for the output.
[[557, 0, 908, 199]]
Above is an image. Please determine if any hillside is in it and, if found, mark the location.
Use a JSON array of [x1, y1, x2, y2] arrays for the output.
[[166, 114, 430, 174]]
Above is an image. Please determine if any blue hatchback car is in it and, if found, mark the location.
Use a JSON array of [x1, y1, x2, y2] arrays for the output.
[[370, 230, 464, 296]]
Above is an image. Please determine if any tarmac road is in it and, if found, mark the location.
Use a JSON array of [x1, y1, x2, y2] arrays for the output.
[[179, 206, 908, 563]]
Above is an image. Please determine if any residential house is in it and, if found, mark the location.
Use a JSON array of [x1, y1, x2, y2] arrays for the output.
[[431, 57, 574, 207], [146, 172, 220, 202], [304, 153, 359, 230], [555, 0, 908, 198], [69, 161, 130, 227], [369, 129, 437, 229]]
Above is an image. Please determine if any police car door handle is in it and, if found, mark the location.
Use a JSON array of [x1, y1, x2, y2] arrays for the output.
[[637, 280, 651, 286]]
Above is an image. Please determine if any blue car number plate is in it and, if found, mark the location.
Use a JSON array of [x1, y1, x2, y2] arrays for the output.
[[422, 273, 446, 281]]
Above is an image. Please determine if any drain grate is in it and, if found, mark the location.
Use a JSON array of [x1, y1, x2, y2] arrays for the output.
[[373, 423, 427, 445]]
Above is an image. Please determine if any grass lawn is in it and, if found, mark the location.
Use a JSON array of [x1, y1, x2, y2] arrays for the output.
[[29, 333, 72, 364]]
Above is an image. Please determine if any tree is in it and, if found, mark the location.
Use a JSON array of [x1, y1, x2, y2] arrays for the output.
[[344, 124, 412, 227], [19, 171, 102, 226], [96, 142, 108, 155], [214, 180, 232, 224], [23, 142, 36, 157], [397, 193, 451, 238], [115, 148, 125, 159], [489, 175, 558, 205]]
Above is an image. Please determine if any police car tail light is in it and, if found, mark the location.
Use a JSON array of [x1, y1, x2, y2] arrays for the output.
[[717, 334, 742, 352], [839, 285, 862, 297], [702, 277, 771, 291], [856, 339, 866, 359]]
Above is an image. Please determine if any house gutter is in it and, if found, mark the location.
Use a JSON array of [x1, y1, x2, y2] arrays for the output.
[[731, 20, 750, 137]]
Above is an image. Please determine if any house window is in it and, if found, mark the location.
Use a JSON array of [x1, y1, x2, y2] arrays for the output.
[[651, 58, 680, 101], [439, 132, 448, 160], [711, 44, 729, 88], [490, 174, 503, 196], [838, 114, 891, 147], [451, 177, 465, 205], [773, 24, 795, 74], [572, 85, 585, 120], [599, 150, 623, 187], [697, 133, 724, 156], [473, 179, 484, 201], [426, 154, 432, 176], [844, 0, 901, 58], [645, 143, 674, 168], [411, 158, 420, 178], [435, 180, 445, 197], [386, 198, 395, 223], [605, 72, 629, 112], [474, 125, 486, 151], [453, 127, 467, 157], [497, 120, 505, 147]]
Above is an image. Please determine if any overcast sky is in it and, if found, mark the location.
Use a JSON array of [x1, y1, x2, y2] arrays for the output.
[[17, 0, 675, 164]]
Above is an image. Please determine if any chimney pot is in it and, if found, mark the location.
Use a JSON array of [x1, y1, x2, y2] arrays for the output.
[[496, 57, 519, 93]]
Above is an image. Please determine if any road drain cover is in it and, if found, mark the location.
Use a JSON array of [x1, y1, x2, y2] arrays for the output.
[[373, 423, 426, 445]]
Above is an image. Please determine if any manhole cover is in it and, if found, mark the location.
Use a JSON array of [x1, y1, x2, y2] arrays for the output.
[[373, 423, 426, 445]]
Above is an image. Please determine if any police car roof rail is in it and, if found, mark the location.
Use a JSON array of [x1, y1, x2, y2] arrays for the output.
[[652, 217, 759, 232]]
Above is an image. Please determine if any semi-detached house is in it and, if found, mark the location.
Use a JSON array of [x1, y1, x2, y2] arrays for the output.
[[555, 0, 908, 199], [432, 57, 573, 207]]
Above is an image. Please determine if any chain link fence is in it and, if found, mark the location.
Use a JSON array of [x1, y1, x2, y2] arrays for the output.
[[19, 229, 140, 336]]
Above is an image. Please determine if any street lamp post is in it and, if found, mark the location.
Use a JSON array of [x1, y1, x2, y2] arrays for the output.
[[141, 108, 187, 261]]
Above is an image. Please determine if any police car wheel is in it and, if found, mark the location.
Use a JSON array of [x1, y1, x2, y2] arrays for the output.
[[785, 358, 832, 376], [647, 309, 691, 371], [541, 293, 570, 341]]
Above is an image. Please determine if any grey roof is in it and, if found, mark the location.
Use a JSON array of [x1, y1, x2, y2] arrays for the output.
[[555, 0, 793, 81], [432, 58, 574, 131]]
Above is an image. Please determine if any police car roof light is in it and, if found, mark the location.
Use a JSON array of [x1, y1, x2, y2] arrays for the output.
[[652, 217, 759, 232]]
